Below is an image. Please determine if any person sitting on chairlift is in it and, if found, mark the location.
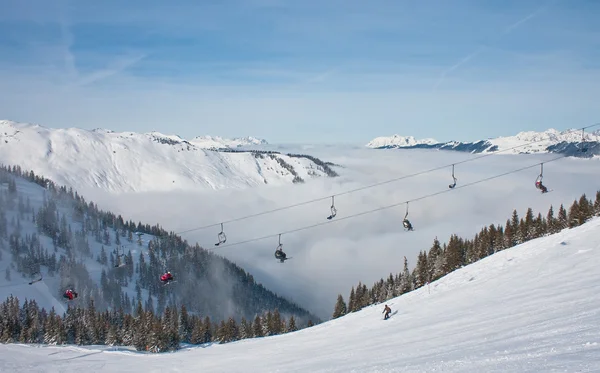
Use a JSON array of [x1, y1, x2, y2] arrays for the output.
[[535, 179, 548, 193], [403, 218, 413, 231], [275, 247, 287, 262]]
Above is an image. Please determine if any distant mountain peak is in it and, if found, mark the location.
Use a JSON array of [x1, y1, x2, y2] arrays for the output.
[[365, 134, 438, 148], [366, 128, 600, 157], [191, 135, 268, 148]]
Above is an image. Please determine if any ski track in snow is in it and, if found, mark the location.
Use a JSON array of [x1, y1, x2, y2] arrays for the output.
[[2, 216, 600, 372]]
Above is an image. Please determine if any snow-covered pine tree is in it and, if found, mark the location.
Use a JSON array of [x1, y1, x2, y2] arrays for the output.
[[252, 314, 263, 338], [286, 315, 297, 332], [332, 294, 347, 319]]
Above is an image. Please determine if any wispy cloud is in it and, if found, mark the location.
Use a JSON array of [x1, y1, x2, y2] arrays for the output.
[[74, 53, 147, 86], [432, 0, 558, 92], [0, 0, 598, 142]]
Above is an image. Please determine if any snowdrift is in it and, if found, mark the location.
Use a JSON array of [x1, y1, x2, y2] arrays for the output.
[[2, 216, 599, 372]]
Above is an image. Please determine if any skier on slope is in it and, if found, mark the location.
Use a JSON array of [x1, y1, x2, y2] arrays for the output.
[[383, 304, 392, 320], [160, 271, 174, 284], [63, 289, 78, 301]]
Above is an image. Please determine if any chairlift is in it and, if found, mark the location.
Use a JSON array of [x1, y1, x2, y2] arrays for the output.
[[534, 163, 549, 193], [274, 234, 287, 262], [327, 196, 337, 220], [402, 202, 414, 231], [215, 223, 227, 246], [448, 164, 457, 189], [580, 128, 588, 153]]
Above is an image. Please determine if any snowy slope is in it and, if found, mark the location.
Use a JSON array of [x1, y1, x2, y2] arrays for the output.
[[367, 128, 600, 157], [0, 120, 332, 193], [0, 177, 154, 314], [2, 216, 599, 372]]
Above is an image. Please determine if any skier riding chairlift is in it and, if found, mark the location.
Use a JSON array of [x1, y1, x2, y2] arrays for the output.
[[275, 247, 287, 262], [535, 176, 548, 193], [63, 289, 78, 301], [160, 271, 174, 284]]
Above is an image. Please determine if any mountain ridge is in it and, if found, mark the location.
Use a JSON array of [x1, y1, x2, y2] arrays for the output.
[[367, 128, 600, 157], [0, 120, 336, 193]]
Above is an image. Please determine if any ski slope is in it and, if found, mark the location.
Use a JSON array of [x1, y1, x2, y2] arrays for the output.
[[2, 217, 599, 372], [0, 120, 331, 193]]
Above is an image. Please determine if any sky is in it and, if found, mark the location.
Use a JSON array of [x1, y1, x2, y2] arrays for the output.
[[0, 0, 599, 143], [79, 145, 600, 319]]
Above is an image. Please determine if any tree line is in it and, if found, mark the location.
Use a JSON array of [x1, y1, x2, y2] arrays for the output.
[[332, 190, 600, 318], [0, 295, 308, 352]]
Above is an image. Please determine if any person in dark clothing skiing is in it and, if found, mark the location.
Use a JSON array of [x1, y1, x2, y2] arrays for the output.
[[383, 304, 392, 320]]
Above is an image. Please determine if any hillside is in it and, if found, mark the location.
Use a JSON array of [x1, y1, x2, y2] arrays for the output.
[[0, 120, 337, 193], [0, 166, 318, 326], [1, 215, 599, 371], [367, 128, 600, 157]]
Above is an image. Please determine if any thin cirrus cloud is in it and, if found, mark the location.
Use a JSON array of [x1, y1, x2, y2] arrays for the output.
[[0, 0, 599, 143]]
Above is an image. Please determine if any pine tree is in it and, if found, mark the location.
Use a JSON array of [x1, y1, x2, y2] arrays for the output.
[[546, 205, 558, 234], [286, 316, 297, 332], [427, 237, 444, 281], [568, 200, 581, 227], [332, 294, 347, 319], [252, 315, 263, 338], [190, 318, 204, 344], [400, 256, 412, 294], [557, 204, 568, 229], [347, 287, 355, 313], [239, 317, 251, 339]]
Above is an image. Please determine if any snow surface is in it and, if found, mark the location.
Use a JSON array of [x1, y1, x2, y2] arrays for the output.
[[2, 217, 599, 372], [0, 120, 326, 193], [366, 128, 600, 154]]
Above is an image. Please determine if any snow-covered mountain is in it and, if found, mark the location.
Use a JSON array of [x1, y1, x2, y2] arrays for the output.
[[367, 128, 600, 157], [2, 213, 599, 371], [190, 135, 268, 149], [366, 134, 438, 148], [0, 120, 337, 193]]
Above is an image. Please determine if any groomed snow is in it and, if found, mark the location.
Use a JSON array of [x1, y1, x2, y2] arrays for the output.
[[2, 216, 599, 372]]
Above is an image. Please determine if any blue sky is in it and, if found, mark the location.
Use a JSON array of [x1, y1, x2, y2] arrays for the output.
[[0, 0, 598, 143]]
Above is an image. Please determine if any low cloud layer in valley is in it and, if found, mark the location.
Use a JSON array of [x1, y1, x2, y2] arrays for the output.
[[78, 146, 600, 319]]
